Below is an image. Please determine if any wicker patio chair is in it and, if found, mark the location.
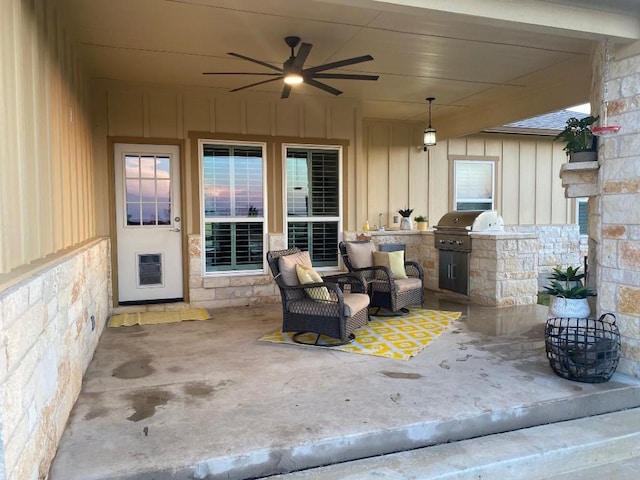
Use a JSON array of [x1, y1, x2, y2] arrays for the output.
[[267, 248, 370, 346], [339, 240, 424, 315]]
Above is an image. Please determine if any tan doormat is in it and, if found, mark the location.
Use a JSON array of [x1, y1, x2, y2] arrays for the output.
[[259, 308, 461, 361], [108, 308, 210, 327]]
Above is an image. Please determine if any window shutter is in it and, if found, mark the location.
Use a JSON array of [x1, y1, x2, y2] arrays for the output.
[[310, 151, 339, 216], [578, 200, 588, 235]]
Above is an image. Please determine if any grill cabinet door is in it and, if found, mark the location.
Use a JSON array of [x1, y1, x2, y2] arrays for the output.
[[439, 251, 469, 295]]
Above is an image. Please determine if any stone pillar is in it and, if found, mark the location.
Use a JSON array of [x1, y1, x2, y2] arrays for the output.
[[594, 40, 640, 377]]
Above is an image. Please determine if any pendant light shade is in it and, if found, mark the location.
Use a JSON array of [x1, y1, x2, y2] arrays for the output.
[[423, 97, 436, 151]]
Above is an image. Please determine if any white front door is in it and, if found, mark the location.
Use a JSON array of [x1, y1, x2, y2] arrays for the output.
[[114, 143, 183, 303]]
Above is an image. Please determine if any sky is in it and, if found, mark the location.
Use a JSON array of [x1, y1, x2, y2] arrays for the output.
[[567, 103, 591, 114]]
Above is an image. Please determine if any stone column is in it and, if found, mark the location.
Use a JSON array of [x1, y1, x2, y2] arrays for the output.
[[594, 40, 640, 377]]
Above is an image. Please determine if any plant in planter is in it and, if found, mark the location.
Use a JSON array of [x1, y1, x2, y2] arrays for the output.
[[543, 266, 595, 318], [554, 115, 599, 163], [548, 266, 585, 287], [414, 215, 428, 231], [398, 208, 413, 230]]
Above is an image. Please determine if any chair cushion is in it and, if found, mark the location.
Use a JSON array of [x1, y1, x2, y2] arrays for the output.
[[343, 293, 370, 317], [394, 277, 422, 293], [345, 242, 375, 269], [296, 264, 331, 301], [372, 250, 408, 279], [279, 251, 312, 286]]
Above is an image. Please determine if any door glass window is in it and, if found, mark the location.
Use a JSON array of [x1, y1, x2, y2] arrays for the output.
[[285, 146, 341, 267], [201, 142, 265, 273], [124, 154, 172, 226], [454, 160, 495, 211]]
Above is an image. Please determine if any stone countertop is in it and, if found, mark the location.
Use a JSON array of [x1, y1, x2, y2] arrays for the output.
[[364, 229, 434, 235], [360, 228, 537, 239], [471, 230, 537, 239]]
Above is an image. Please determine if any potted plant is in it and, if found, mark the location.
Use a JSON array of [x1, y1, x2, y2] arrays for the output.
[[398, 208, 413, 230], [547, 266, 584, 288], [414, 215, 428, 231], [554, 115, 599, 163], [543, 266, 595, 318]]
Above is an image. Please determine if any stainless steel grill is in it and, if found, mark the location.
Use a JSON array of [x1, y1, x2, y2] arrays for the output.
[[434, 210, 503, 294]]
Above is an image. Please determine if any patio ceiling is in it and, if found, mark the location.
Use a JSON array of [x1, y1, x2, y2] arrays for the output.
[[57, 0, 640, 138]]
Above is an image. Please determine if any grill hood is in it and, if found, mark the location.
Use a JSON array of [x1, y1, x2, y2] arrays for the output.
[[435, 210, 504, 232]]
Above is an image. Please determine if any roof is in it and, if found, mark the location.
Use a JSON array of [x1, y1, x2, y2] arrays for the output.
[[485, 109, 584, 136], [505, 110, 580, 130]]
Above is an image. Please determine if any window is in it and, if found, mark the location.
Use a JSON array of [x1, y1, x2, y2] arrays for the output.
[[200, 141, 265, 273], [124, 154, 172, 226], [577, 198, 588, 235], [453, 160, 495, 211], [285, 146, 341, 267]]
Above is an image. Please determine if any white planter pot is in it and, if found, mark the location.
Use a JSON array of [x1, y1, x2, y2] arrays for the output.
[[400, 217, 413, 230], [548, 296, 591, 318]]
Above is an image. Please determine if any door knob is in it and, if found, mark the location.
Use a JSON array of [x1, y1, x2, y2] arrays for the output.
[[170, 227, 181, 232]]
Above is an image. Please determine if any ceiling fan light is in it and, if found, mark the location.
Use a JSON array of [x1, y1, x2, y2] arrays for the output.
[[284, 73, 303, 85], [423, 128, 436, 147]]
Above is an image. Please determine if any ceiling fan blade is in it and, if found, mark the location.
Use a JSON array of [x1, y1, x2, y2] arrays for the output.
[[229, 76, 283, 92], [292, 42, 313, 70], [312, 73, 379, 81], [304, 55, 374, 74], [227, 52, 283, 73], [203, 72, 282, 76], [281, 84, 292, 99], [304, 78, 343, 96]]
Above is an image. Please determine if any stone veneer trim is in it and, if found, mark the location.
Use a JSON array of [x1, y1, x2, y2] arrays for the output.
[[0, 238, 111, 480]]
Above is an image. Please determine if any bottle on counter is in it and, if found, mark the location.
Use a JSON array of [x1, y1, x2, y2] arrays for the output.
[[364, 220, 370, 231]]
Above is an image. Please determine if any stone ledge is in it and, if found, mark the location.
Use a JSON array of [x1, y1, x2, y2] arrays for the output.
[[364, 230, 434, 236], [560, 161, 599, 198]]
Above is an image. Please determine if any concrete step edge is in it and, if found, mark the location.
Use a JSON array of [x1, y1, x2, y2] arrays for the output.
[[264, 408, 640, 479]]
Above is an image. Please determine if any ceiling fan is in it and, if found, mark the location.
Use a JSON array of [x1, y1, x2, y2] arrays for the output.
[[203, 36, 379, 99]]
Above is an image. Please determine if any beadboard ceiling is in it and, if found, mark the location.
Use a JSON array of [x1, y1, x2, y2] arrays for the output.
[[56, 0, 640, 136]]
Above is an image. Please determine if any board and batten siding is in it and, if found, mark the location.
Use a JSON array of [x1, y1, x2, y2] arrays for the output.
[[363, 120, 574, 228], [0, 0, 95, 281], [91, 81, 363, 236], [0, 2, 111, 480]]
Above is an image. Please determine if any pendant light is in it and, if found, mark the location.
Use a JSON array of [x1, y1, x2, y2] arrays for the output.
[[423, 97, 436, 151]]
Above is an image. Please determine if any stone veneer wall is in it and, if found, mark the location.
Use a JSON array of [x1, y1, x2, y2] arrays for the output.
[[594, 41, 640, 377], [187, 226, 581, 309], [0, 238, 111, 480], [188, 234, 285, 308], [505, 225, 583, 288], [470, 233, 539, 306]]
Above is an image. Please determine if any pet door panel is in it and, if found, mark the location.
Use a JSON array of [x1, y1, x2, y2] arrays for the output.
[[138, 254, 163, 286]]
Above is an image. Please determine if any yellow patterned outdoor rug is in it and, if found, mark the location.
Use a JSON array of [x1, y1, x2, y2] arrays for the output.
[[259, 308, 461, 360], [108, 309, 210, 327]]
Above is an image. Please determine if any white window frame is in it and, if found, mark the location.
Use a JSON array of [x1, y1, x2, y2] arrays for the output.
[[199, 139, 268, 276], [577, 198, 588, 236], [452, 158, 496, 211], [283, 143, 343, 269]]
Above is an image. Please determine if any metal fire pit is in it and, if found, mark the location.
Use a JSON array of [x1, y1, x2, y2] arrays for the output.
[[434, 210, 503, 295]]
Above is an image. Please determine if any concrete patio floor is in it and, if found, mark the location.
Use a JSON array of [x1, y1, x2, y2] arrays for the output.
[[48, 293, 640, 480]]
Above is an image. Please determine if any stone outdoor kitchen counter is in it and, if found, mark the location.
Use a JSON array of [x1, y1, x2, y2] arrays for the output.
[[345, 229, 539, 307]]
